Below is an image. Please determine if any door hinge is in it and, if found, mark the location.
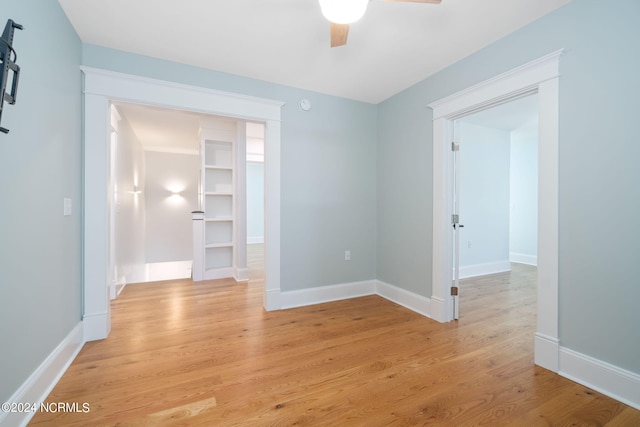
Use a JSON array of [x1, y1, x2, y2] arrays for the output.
[[451, 286, 459, 296], [452, 214, 459, 224], [451, 141, 460, 152]]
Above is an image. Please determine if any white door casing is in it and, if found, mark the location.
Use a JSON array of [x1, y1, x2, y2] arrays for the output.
[[428, 49, 562, 372], [82, 67, 284, 341], [451, 125, 461, 320]]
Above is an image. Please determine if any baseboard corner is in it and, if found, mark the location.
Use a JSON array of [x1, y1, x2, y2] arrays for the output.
[[0, 322, 85, 427], [375, 280, 431, 318], [534, 332, 559, 372]]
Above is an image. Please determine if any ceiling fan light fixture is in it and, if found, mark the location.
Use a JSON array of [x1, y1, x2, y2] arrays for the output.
[[319, 0, 369, 24]]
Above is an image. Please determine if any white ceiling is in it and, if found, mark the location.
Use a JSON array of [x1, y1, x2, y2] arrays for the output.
[[59, 0, 572, 104], [86, 1, 555, 151], [113, 102, 266, 154]]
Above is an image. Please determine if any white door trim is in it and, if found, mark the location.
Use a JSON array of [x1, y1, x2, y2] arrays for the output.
[[81, 67, 284, 341], [428, 49, 563, 372]]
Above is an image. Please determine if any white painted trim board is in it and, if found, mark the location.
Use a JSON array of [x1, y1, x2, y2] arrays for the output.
[[81, 67, 284, 341], [559, 347, 640, 410], [458, 260, 511, 279], [0, 323, 85, 427], [428, 49, 563, 375]]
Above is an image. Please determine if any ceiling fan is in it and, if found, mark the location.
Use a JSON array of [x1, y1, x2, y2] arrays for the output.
[[319, 0, 442, 47]]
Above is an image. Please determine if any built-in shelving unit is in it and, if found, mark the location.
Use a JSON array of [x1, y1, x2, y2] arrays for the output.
[[192, 119, 247, 282]]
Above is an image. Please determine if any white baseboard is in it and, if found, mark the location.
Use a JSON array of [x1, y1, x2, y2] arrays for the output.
[[264, 288, 282, 311], [235, 267, 249, 282], [280, 280, 376, 310], [277, 280, 640, 411], [534, 332, 559, 372], [145, 261, 192, 282], [277, 279, 432, 319], [510, 252, 538, 266], [559, 347, 640, 410], [376, 280, 431, 317], [203, 266, 235, 281], [429, 296, 447, 322], [0, 323, 85, 427], [83, 311, 110, 341], [458, 260, 511, 279]]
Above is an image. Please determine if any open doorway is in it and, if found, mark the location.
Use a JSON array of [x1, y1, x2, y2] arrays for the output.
[[108, 101, 266, 295], [428, 50, 561, 372], [453, 94, 539, 318], [246, 122, 266, 281], [82, 68, 283, 342], [455, 94, 539, 279]]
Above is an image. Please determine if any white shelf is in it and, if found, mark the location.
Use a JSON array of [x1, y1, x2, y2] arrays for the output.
[[193, 120, 247, 282], [204, 140, 232, 169], [205, 246, 233, 270], [205, 243, 233, 249]]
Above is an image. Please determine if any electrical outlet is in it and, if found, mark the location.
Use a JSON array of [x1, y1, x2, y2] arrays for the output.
[[345, 250, 351, 261]]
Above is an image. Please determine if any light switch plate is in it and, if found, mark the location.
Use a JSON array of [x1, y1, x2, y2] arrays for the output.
[[64, 198, 72, 216]]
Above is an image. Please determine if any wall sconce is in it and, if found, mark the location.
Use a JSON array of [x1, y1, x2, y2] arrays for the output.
[[167, 184, 185, 197]]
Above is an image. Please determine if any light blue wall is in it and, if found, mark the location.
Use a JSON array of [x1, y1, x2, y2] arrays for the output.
[[0, 1, 82, 402], [457, 122, 511, 268], [378, 0, 640, 374], [510, 119, 538, 260], [376, 88, 433, 294], [3, 0, 638, 406], [82, 44, 378, 291]]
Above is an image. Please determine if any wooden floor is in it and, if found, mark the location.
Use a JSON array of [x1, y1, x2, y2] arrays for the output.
[[31, 254, 640, 426]]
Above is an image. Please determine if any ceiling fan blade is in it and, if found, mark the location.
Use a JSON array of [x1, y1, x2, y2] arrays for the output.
[[383, 0, 441, 3], [330, 23, 349, 47]]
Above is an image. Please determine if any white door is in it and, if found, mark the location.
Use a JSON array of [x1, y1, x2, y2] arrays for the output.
[[451, 122, 463, 319]]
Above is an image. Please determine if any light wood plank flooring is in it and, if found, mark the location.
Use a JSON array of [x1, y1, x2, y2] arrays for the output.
[[30, 258, 640, 426]]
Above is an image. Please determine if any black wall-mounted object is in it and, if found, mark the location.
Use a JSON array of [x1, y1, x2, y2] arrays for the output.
[[0, 19, 23, 134]]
